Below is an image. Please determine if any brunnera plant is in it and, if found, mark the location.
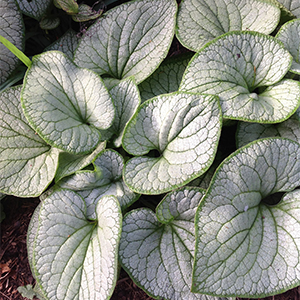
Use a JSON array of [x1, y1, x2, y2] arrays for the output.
[[2, 0, 300, 299]]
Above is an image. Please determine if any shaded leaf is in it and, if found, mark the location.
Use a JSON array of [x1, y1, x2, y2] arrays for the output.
[[45, 29, 80, 60], [138, 53, 193, 102], [0, 0, 24, 85], [100, 77, 140, 147], [15, 0, 52, 20]]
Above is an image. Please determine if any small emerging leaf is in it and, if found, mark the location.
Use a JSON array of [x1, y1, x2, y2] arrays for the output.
[[72, 4, 103, 22], [39, 16, 60, 30], [17, 284, 46, 300], [55, 0, 79, 14]]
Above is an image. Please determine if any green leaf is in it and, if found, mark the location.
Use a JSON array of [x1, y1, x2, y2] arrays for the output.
[[74, 0, 177, 84], [55, 0, 78, 14], [17, 284, 47, 300], [21, 51, 115, 155], [119, 187, 214, 300], [176, 0, 280, 51], [193, 138, 300, 297], [180, 31, 300, 123], [0, 35, 31, 68], [55, 141, 106, 182], [58, 149, 140, 215], [236, 115, 300, 148], [100, 77, 141, 147], [15, 0, 52, 20], [0, 0, 25, 84], [17, 284, 41, 300], [138, 53, 193, 102], [276, 19, 300, 74], [39, 16, 60, 30], [122, 92, 222, 194], [32, 190, 122, 300], [0, 86, 59, 197], [71, 4, 103, 22]]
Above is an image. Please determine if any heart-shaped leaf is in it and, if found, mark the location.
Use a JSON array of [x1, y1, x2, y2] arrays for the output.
[[58, 149, 140, 216], [180, 31, 300, 123], [32, 189, 122, 300], [100, 77, 140, 147], [138, 53, 193, 102], [21, 51, 115, 154], [0, 0, 24, 85], [0, 86, 59, 197], [16, 0, 52, 20], [236, 116, 300, 148], [176, 0, 280, 51], [73, 0, 177, 84], [122, 92, 222, 194], [193, 138, 300, 297], [119, 187, 213, 300], [276, 19, 300, 74]]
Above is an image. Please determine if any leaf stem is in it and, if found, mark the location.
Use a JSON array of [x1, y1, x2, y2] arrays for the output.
[[0, 35, 31, 68]]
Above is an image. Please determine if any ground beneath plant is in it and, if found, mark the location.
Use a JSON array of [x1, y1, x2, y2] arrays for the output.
[[1, 196, 300, 300]]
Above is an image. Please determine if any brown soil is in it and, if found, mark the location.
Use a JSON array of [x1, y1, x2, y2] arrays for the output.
[[1, 196, 300, 300]]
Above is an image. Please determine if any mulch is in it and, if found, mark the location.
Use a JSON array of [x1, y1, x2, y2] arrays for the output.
[[1, 196, 300, 300]]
